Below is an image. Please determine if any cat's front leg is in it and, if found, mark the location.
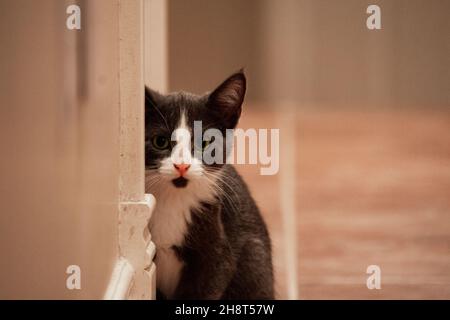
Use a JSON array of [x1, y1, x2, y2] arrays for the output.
[[173, 241, 236, 300]]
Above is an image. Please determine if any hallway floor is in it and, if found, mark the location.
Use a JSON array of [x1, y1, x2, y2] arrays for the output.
[[236, 108, 450, 299]]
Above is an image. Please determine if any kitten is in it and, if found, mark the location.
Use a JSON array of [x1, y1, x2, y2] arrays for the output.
[[145, 71, 274, 300]]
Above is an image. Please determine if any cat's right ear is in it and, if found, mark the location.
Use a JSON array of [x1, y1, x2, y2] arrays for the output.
[[208, 70, 246, 129]]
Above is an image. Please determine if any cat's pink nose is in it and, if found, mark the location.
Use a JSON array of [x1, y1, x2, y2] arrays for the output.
[[173, 163, 190, 176]]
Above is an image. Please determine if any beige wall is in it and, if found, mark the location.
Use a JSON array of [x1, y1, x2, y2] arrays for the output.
[[168, 0, 449, 109], [0, 0, 120, 299], [168, 0, 263, 101], [144, 0, 168, 93]]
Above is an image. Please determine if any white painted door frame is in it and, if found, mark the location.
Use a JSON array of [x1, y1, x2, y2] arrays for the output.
[[104, 0, 157, 300]]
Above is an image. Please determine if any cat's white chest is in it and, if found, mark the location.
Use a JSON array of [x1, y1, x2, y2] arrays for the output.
[[147, 167, 217, 298], [149, 189, 197, 298]]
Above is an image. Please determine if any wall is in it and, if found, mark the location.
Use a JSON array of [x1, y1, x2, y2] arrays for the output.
[[168, 0, 449, 109], [0, 0, 120, 299]]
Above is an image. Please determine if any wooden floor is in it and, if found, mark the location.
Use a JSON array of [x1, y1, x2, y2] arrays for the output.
[[236, 108, 450, 299]]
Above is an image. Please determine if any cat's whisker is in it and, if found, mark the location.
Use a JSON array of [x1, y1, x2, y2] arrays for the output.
[[205, 169, 242, 201], [145, 176, 163, 191], [202, 173, 241, 215]]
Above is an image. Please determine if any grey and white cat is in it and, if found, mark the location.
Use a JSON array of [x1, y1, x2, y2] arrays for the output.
[[145, 71, 274, 300]]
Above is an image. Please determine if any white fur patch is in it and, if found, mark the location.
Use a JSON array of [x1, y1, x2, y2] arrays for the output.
[[146, 111, 218, 299]]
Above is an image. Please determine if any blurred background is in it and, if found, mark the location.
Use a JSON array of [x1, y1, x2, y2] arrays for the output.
[[0, 0, 122, 299], [0, 0, 449, 299], [165, 0, 450, 299]]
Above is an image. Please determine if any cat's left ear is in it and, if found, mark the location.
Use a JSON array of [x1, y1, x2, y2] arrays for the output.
[[208, 70, 246, 129], [145, 86, 163, 107]]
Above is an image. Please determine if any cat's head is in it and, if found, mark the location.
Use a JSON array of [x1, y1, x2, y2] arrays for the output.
[[145, 71, 246, 191]]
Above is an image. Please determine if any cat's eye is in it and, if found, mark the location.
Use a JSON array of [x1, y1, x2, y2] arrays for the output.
[[152, 135, 170, 150]]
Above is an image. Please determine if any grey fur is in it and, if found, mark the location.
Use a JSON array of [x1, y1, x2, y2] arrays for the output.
[[145, 71, 274, 300]]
